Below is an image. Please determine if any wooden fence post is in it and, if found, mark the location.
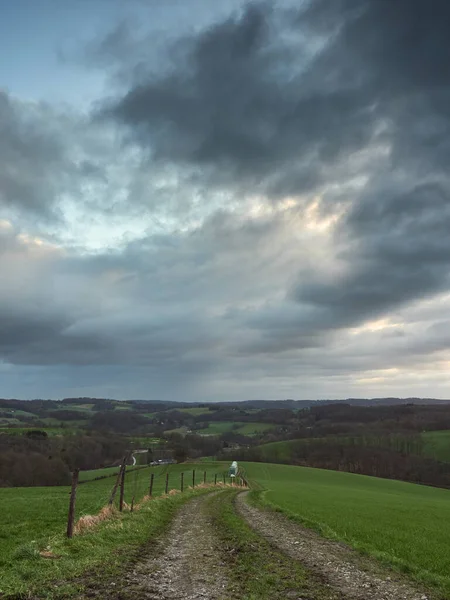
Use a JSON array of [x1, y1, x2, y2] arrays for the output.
[[223, 473, 226, 485], [181, 472, 184, 492], [165, 472, 169, 494], [192, 469, 195, 488], [66, 468, 80, 539], [109, 452, 130, 506], [203, 470, 206, 484], [119, 465, 126, 511], [149, 472, 154, 497], [214, 474, 217, 486]]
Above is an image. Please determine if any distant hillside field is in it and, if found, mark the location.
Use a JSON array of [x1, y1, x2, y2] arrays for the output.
[[244, 461, 450, 594], [255, 439, 293, 461], [78, 465, 148, 482], [196, 421, 274, 436], [255, 434, 429, 462], [236, 422, 274, 435], [421, 430, 450, 462], [176, 407, 212, 416], [0, 426, 79, 436]]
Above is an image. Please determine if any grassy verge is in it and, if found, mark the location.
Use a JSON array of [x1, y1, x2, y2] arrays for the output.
[[206, 490, 340, 600], [1, 486, 219, 599]]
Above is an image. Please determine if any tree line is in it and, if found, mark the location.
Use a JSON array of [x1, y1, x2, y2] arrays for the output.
[[229, 433, 450, 488], [0, 431, 129, 487]]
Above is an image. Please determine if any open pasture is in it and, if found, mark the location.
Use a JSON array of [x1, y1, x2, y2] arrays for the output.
[[176, 406, 212, 416], [244, 461, 450, 595], [196, 421, 273, 436]]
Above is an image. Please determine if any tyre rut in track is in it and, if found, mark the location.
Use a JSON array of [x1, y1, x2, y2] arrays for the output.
[[235, 491, 432, 600], [123, 492, 229, 600]]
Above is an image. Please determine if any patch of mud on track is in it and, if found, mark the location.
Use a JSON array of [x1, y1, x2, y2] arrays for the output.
[[122, 493, 228, 600], [236, 491, 432, 600]]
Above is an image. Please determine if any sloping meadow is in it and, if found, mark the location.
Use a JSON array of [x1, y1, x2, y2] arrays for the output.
[[244, 461, 450, 596]]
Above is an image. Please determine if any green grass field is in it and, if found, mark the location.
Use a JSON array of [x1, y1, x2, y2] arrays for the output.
[[78, 466, 122, 481], [113, 403, 132, 411], [244, 461, 450, 595], [78, 465, 150, 482], [1, 462, 226, 555], [165, 426, 190, 435], [52, 404, 95, 413], [236, 422, 274, 435], [421, 430, 450, 462], [255, 439, 293, 461], [130, 436, 162, 447], [0, 419, 23, 426], [0, 409, 39, 418], [5, 457, 450, 597], [195, 421, 272, 436], [257, 433, 434, 462], [194, 421, 235, 434], [176, 406, 211, 416], [38, 417, 81, 426], [0, 426, 79, 436], [0, 462, 227, 597]]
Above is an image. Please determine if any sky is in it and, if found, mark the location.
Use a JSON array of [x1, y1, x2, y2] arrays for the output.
[[1, 0, 450, 401]]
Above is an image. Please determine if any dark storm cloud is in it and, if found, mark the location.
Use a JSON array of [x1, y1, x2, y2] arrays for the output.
[[0, 311, 68, 349], [281, 185, 450, 350], [303, 0, 450, 178], [286, 0, 450, 336], [104, 0, 450, 183], [289, 182, 450, 335], [0, 92, 65, 219], [305, 0, 450, 91], [100, 2, 380, 199]]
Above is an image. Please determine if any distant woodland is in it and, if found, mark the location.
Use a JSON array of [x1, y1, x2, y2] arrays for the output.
[[2, 397, 450, 488]]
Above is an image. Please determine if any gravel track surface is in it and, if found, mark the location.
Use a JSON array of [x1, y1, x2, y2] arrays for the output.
[[122, 493, 229, 599]]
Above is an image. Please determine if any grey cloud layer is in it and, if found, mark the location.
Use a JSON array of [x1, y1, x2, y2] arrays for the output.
[[104, 1, 450, 332], [2, 0, 450, 398], [102, 3, 375, 199], [0, 92, 67, 220]]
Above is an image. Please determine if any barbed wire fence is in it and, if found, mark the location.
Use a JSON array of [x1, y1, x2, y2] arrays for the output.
[[66, 456, 248, 538]]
